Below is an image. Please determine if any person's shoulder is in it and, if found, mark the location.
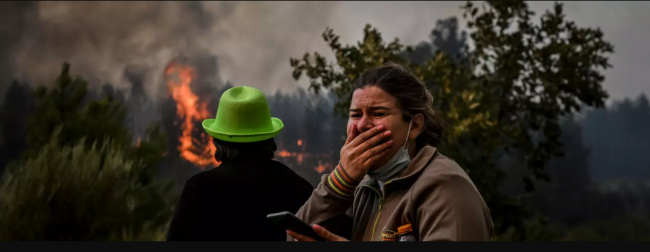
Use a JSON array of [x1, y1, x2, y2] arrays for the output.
[[413, 151, 477, 191], [408, 151, 489, 216], [184, 166, 231, 187], [269, 160, 300, 176], [270, 161, 314, 187], [409, 151, 493, 240]]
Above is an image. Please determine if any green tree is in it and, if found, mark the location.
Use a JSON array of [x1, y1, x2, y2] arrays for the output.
[[26, 63, 128, 156], [0, 63, 176, 240], [0, 131, 174, 241], [25, 63, 169, 185], [289, 1, 612, 240]]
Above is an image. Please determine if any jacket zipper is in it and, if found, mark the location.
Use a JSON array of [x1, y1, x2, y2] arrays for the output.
[[362, 180, 393, 241]]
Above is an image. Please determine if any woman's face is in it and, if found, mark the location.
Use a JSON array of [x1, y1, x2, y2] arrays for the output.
[[348, 86, 421, 170]]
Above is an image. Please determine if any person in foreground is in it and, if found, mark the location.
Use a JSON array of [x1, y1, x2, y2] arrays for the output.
[[287, 63, 494, 241], [167, 86, 314, 241]]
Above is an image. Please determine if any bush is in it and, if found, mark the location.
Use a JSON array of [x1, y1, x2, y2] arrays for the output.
[[0, 131, 175, 241]]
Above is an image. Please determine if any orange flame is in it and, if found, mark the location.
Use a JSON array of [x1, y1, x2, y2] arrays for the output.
[[275, 140, 335, 174], [277, 150, 304, 165], [136, 137, 142, 147], [165, 62, 220, 169], [314, 160, 327, 173]]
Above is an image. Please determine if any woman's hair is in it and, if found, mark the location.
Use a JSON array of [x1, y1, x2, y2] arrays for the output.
[[213, 137, 277, 163], [352, 62, 444, 148]]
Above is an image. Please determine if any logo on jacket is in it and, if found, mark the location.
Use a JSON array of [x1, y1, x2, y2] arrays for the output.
[[381, 229, 399, 242]]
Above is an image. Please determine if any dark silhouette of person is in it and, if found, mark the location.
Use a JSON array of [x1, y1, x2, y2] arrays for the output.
[[166, 86, 314, 241]]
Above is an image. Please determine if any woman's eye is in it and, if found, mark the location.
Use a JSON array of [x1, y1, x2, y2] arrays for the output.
[[374, 113, 386, 117], [350, 114, 361, 118]]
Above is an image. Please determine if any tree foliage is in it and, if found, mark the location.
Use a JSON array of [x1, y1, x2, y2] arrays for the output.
[[25, 63, 169, 185], [0, 131, 174, 241], [0, 63, 176, 240], [289, 1, 613, 240], [26, 63, 129, 156]]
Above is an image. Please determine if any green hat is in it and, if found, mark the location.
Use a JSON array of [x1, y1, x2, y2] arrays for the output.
[[202, 86, 284, 143]]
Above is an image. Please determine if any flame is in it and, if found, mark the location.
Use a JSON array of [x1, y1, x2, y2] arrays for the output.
[[275, 140, 335, 174], [136, 137, 142, 147], [314, 160, 334, 174], [314, 160, 327, 173], [165, 62, 220, 169], [277, 150, 304, 165]]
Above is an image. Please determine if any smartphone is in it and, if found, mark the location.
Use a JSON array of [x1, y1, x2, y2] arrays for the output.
[[266, 211, 326, 241]]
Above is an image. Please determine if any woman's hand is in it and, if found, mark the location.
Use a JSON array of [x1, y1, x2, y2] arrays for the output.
[[287, 224, 349, 242], [339, 125, 393, 182]]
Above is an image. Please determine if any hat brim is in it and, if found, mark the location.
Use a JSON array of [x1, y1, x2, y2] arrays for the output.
[[202, 117, 284, 143]]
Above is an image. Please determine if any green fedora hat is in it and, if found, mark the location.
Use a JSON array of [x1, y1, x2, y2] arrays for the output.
[[202, 86, 283, 143]]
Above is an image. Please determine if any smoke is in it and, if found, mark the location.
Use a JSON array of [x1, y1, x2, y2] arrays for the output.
[[0, 1, 341, 100], [3, 1, 650, 104], [0, 2, 38, 91], [0, 1, 482, 101]]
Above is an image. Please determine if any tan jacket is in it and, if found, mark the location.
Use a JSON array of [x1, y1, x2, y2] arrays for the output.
[[294, 146, 494, 241]]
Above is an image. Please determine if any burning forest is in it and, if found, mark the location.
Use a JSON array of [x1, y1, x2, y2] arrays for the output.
[[0, 56, 349, 241], [126, 55, 349, 188], [165, 61, 219, 168], [0, 55, 347, 189]]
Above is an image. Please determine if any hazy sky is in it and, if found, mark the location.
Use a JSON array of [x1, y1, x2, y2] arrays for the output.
[[2, 1, 648, 102], [216, 1, 650, 102], [261, 1, 649, 102]]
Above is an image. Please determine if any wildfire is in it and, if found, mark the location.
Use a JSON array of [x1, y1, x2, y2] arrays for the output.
[[277, 150, 304, 165], [275, 139, 335, 174], [162, 64, 332, 173], [314, 160, 331, 174], [165, 62, 220, 169]]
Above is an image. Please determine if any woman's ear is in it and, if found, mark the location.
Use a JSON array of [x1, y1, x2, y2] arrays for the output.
[[410, 113, 425, 141]]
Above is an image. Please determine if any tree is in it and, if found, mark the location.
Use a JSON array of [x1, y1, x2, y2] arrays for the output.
[[26, 63, 128, 155], [0, 81, 35, 172], [289, 1, 612, 240], [404, 16, 468, 65], [0, 132, 174, 241], [0, 63, 176, 240], [25, 63, 170, 184], [582, 94, 650, 181], [529, 118, 592, 226]]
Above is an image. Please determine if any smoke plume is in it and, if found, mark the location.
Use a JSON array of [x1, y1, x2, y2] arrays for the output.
[[0, 1, 341, 99]]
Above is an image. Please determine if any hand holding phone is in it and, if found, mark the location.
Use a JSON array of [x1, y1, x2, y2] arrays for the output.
[[266, 211, 325, 241]]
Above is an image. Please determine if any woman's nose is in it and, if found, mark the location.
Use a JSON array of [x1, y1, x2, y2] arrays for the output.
[[357, 116, 374, 132]]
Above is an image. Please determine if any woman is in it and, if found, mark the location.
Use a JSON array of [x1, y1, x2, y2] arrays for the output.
[[287, 63, 493, 241]]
